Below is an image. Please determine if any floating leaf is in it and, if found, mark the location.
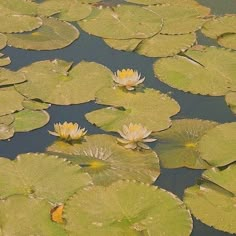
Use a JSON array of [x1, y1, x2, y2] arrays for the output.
[[22, 99, 51, 111], [7, 17, 79, 50], [0, 33, 7, 50], [153, 46, 236, 96], [103, 38, 141, 52], [38, 0, 92, 21], [0, 53, 11, 67], [47, 134, 160, 186], [184, 165, 236, 234], [0, 195, 66, 236], [136, 33, 196, 57], [0, 123, 14, 140], [13, 109, 50, 132], [198, 122, 236, 167], [0, 153, 92, 202], [51, 205, 64, 224], [0, 68, 26, 86], [0, 15, 42, 33], [86, 87, 180, 132], [64, 181, 193, 236], [0, 114, 14, 126], [78, 5, 162, 39], [218, 33, 236, 50], [154, 119, 218, 169], [225, 92, 236, 114], [15, 60, 113, 105], [0, 87, 24, 116]]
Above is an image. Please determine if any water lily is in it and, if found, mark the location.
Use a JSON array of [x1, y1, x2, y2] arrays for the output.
[[113, 69, 145, 90], [117, 123, 156, 149], [49, 122, 87, 141]]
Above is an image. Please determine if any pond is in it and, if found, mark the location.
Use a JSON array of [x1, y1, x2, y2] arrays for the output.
[[0, 0, 235, 235]]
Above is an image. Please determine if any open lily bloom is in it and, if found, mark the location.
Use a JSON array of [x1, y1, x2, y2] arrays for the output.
[[117, 123, 156, 150], [113, 69, 145, 90], [49, 122, 87, 141]]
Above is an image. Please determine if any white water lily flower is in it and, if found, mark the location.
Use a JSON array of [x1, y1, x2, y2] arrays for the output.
[[117, 123, 156, 150], [113, 69, 145, 90], [49, 122, 87, 141]]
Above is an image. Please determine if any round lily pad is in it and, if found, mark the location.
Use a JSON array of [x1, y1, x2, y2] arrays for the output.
[[13, 109, 50, 132], [0, 87, 24, 116], [0, 33, 7, 50], [78, 5, 162, 39], [198, 122, 236, 167], [153, 46, 236, 96], [225, 92, 236, 114], [64, 180, 193, 236], [0, 195, 66, 236], [0, 124, 14, 140], [0, 15, 42, 33], [22, 99, 51, 111], [136, 33, 196, 57], [7, 17, 79, 50], [218, 33, 236, 50], [154, 119, 218, 169], [86, 87, 180, 132], [0, 68, 26, 86], [0, 53, 11, 67], [15, 60, 113, 105], [0, 153, 92, 202], [47, 134, 160, 186], [184, 165, 236, 234]]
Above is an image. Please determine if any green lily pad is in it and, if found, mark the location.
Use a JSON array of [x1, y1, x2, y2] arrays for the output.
[[78, 5, 162, 39], [184, 165, 236, 234], [153, 46, 236, 96], [201, 16, 236, 39], [0, 68, 26, 86], [0, 87, 24, 116], [86, 87, 180, 132], [0, 114, 14, 126], [0, 124, 14, 140], [145, 5, 207, 35], [218, 33, 236, 50], [154, 119, 218, 169], [225, 92, 236, 114], [64, 180, 193, 236], [0, 33, 7, 50], [103, 38, 142, 52], [15, 60, 113, 105], [47, 134, 160, 186], [198, 122, 236, 167], [0, 195, 66, 236], [136, 33, 196, 57], [0, 53, 11, 67], [38, 0, 92, 21], [7, 17, 79, 50], [0, 14, 42, 34], [0, 153, 92, 202], [13, 109, 50, 132], [22, 99, 51, 111]]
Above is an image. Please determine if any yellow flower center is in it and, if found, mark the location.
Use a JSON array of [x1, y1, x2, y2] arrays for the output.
[[185, 142, 197, 148], [129, 124, 142, 132], [117, 69, 135, 79], [90, 161, 105, 169]]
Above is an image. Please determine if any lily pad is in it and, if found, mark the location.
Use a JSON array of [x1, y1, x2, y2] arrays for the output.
[[47, 134, 160, 186], [0, 153, 92, 202], [184, 165, 236, 234], [198, 122, 236, 167], [64, 180, 193, 236], [38, 0, 92, 21], [103, 38, 142, 52], [0, 195, 66, 236], [86, 87, 180, 132], [0, 114, 14, 126], [0, 14, 42, 33], [7, 17, 79, 50], [154, 119, 218, 169], [225, 92, 236, 114], [153, 46, 236, 96], [0, 87, 24, 116], [0, 124, 14, 140], [13, 109, 50, 132], [0, 33, 7, 50], [78, 5, 162, 39], [218, 33, 236, 50], [0, 53, 11, 67], [22, 99, 51, 111], [0, 68, 26, 86], [15, 60, 113, 105], [136, 33, 196, 57]]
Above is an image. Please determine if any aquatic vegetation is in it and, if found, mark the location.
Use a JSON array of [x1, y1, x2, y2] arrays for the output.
[[184, 163, 236, 234], [51, 205, 64, 224], [113, 69, 145, 90], [47, 134, 160, 186], [117, 123, 156, 149], [49, 122, 87, 141], [225, 92, 236, 114]]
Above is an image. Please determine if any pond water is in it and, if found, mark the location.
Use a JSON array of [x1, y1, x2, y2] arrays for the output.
[[0, 0, 236, 235]]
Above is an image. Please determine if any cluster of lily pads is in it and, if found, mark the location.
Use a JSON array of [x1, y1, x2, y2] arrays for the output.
[[0, 0, 236, 235]]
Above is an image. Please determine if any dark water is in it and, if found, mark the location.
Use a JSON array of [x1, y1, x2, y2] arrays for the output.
[[0, 1, 236, 235]]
